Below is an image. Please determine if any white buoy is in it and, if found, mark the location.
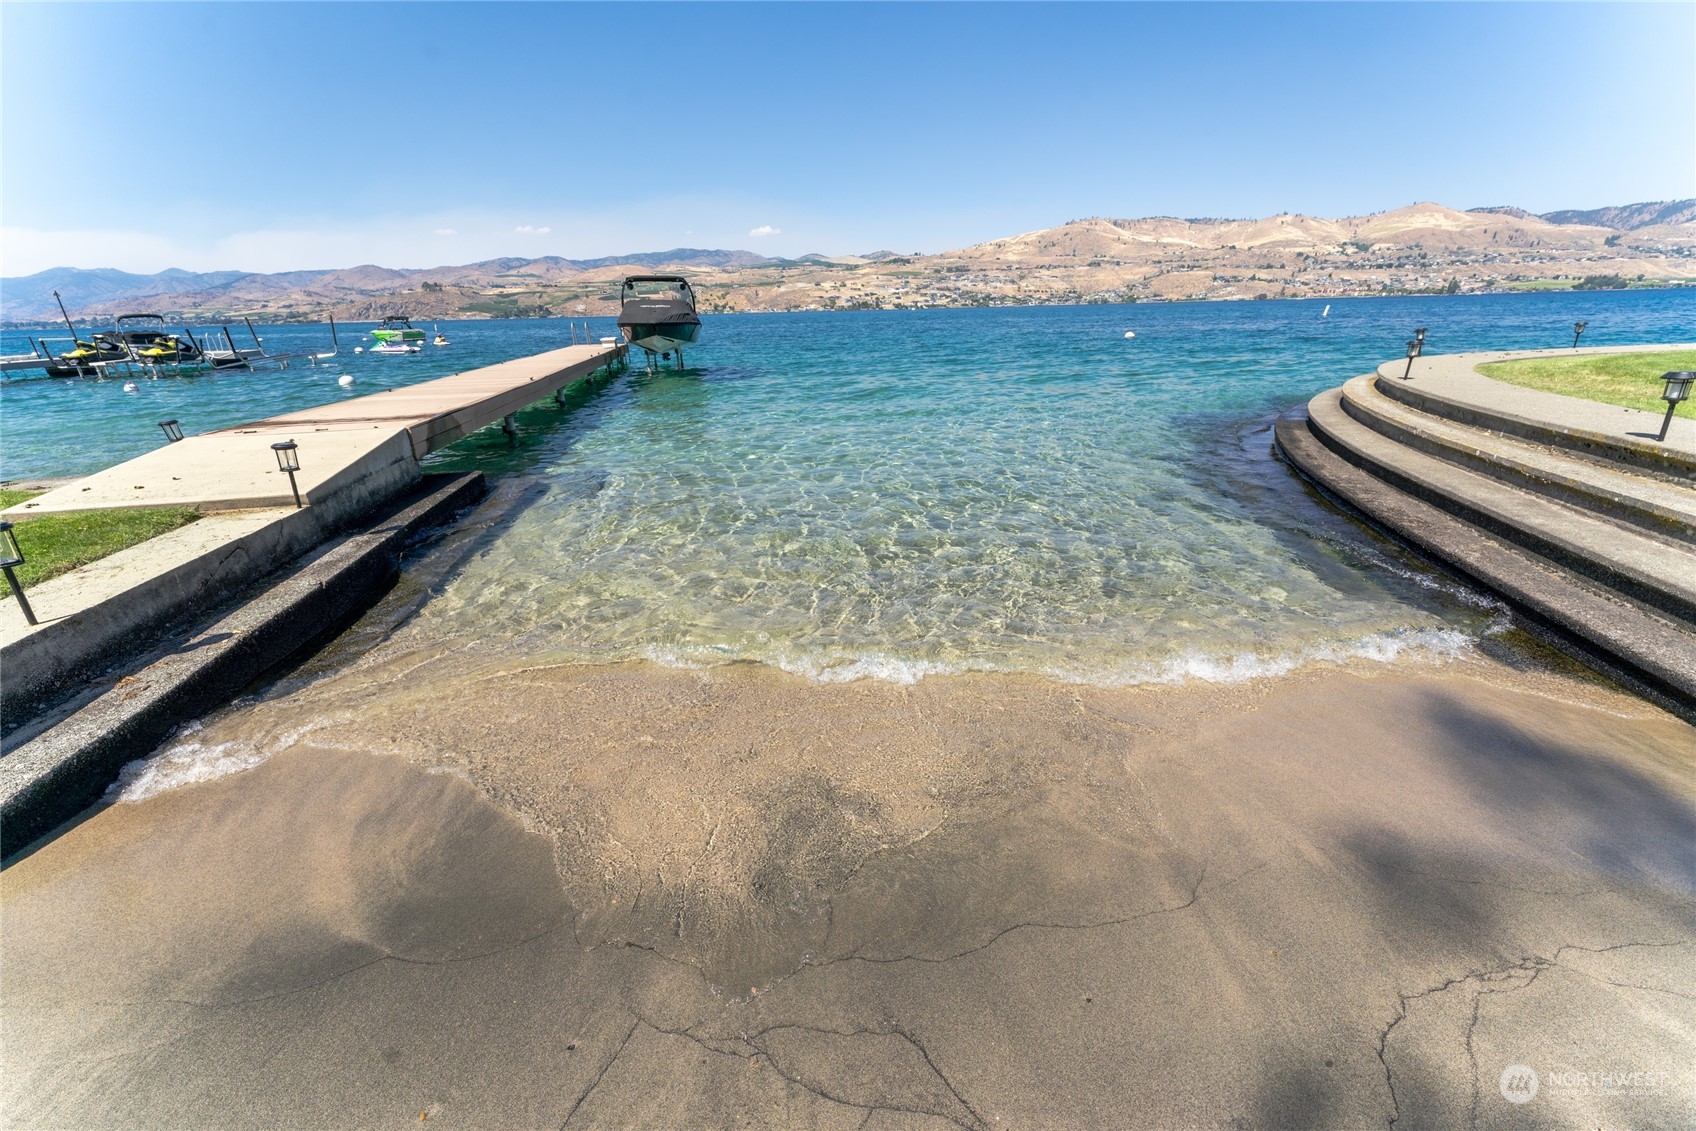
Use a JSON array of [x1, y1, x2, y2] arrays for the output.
[[123, 381, 138, 392], [338, 375, 355, 387], [354, 346, 364, 354], [1123, 331, 1136, 339]]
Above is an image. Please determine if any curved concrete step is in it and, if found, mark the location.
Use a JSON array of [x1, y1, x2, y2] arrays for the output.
[[1340, 374, 1696, 546], [1376, 358, 1696, 479], [1273, 411, 1696, 716], [1305, 388, 1696, 627]]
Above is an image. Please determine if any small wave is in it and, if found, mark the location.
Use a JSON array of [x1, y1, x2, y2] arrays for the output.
[[106, 723, 322, 803], [106, 741, 265, 803], [626, 625, 1479, 688], [770, 651, 981, 685], [1059, 626, 1478, 688], [635, 643, 710, 670], [637, 642, 980, 684]]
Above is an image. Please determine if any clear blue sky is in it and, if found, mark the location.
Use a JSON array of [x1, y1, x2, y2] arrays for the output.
[[2, 1, 1690, 275]]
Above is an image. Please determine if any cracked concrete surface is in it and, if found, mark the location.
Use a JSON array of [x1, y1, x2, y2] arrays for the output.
[[3, 655, 1693, 1129]]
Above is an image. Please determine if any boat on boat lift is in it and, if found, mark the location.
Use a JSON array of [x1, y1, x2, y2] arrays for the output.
[[38, 312, 212, 377], [108, 314, 216, 366], [618, 275, 701, 367], [22, 292, 339, 378]]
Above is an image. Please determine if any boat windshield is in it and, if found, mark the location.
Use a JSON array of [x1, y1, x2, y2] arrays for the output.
[[115, 314, 168, 331], [623, 279, 692, 300]]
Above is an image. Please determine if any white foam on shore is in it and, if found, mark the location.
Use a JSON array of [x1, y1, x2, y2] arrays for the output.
[[770, 650, 979, 685], [106, 723, 321, 803], [627, 624, 1480, 689], [1076, 625, 1478, 688], [106, 742, 264, 802]]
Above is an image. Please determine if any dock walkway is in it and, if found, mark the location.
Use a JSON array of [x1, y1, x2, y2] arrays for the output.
[[5, 342, 624, 519]]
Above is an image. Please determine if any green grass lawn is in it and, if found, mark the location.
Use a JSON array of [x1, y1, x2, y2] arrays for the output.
[[0, 490, 200, 593], [1477, 350, 1696, 418]]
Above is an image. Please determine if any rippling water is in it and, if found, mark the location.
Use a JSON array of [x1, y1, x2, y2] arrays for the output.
[[8, 290, 1693, 683]]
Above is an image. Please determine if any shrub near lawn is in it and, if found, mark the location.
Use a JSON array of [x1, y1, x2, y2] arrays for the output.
[[1478, 350, 1696, 418], [0, 490, 200, 593]]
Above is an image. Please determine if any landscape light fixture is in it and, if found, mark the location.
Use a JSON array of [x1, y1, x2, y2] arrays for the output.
[[1572, 321, 1588, 349], [1402, 338, 1421, 380], [0, 521, 37, 626], [271, 440, 303, 507], [1656, 371, 1694, 443], [158, 419, 184, 443], [1414, 327, 1428, 347]]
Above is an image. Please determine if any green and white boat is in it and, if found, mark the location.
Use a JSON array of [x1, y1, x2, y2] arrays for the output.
[[370, 315, 426, 345]]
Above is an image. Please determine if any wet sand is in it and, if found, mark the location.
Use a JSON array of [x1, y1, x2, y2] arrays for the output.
[[3, 656, 1694, 1129]]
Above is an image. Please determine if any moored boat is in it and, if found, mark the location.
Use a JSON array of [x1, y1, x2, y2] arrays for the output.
[[618, 276, 701, 362], [371, 315, 426, 345]]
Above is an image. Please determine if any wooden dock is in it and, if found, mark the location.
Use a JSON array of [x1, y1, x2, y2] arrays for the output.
[[3, 342, 626, 519]]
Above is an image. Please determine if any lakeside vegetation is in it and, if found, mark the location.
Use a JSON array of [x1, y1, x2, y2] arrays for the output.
[[0, 490, 199, 592], [1478, 350, 1696, 417]]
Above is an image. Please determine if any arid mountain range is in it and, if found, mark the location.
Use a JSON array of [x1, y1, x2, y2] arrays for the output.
[[4, 201, 1691, 325]]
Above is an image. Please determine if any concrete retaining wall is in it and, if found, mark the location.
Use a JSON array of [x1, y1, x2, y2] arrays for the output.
[[1, 431, 419, 731], [0, 472, 485, 856]]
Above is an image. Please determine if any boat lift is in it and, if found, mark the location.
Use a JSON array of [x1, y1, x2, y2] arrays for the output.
[[12, 311, 341, 381]]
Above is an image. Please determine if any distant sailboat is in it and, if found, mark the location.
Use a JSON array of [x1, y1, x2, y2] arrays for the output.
[[1321, 304, 1331, 318]]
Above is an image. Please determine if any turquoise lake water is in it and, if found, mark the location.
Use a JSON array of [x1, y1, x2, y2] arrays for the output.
[[5, 290, 1692, 683]]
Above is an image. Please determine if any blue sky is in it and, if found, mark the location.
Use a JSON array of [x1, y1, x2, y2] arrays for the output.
[[2, 1, 1690, 275]]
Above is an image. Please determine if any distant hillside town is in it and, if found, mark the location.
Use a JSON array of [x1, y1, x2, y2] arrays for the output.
[[4, 200, 1692, 325]]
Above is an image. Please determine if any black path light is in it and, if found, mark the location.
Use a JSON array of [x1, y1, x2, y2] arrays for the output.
[[271, 440, 303, 507], [1402, 338, 1421, 380], [1656, 371, 1694, 443], [0, 521, 37, 626], [1572, 321, 1588, 349], [158, 419, 184, 443]]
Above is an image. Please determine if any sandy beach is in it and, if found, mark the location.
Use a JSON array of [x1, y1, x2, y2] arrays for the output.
[[4, 649, 1692, 1128]]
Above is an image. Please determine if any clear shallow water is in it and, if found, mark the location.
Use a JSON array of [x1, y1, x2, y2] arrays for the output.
[[7, 290, 1694, 684]]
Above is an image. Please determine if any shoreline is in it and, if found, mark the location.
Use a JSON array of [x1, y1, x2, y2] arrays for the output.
[[105, 641, 1651, 816]]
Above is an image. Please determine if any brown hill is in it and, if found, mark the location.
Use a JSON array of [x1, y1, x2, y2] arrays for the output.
[[5, 201, 1690, 324]]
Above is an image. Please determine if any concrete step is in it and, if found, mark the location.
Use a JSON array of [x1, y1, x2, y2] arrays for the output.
[[1378, 356, 1696, 479], [1304, 388, 1696, 628], [1339, 374, 1696, 546], [1273, 411, 1696, 718]]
